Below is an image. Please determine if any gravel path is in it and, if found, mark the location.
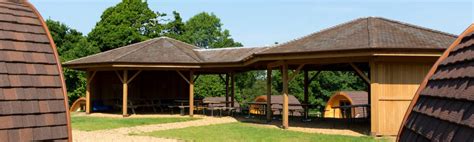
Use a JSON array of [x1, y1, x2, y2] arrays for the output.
[[72, 115, 238, 142], [99, 116, 238, 135]]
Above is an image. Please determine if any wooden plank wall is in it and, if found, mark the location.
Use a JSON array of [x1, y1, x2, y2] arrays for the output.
[[370, 61, 432, 136]]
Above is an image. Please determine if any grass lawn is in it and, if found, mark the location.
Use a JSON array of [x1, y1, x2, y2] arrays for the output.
[[145, 122, 383, 142], [72, 116, 199, 131]]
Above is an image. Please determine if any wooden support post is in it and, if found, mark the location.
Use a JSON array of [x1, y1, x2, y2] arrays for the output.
[[303, 70, 309, 120], [122, 70, 128, 117], [225, 73, 230, 107], [304, 70, 309, 104], [189, 71, 194, 117], [266, 67, 272, 122], [230, 72, 235, 107], [85, 71, 96, 114], [282, 64, 289, 129]]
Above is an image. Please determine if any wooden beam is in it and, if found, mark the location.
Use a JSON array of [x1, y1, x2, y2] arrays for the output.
[[268, 60, 285, 68], [87, 71, 97, 84], [225, 73, 230, 107], [189, 71, 194, 117], [266, 67, 272, 122], [218, 74, 226, 84], [282, 64, 289, 129], [309, 71, 321, 83], [288, 64, 305, 82], [122, 70, 128, 117], [230, 72, 235, 107], [349, 63, 370, 84], [193, 74, 200, 83], [115, 70, 124, 83], [127, 70, 142, 84], [176, 71, 190, 84]]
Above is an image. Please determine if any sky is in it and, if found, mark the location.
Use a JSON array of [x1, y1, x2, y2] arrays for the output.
[[30, 0, 473, 47]]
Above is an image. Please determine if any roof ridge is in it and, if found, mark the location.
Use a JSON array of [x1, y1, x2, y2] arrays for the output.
[[267, 17, 369, 49], [113, 38, 161, 62], [194, 46, 263, 51], [161, 36, 200, 49], [166, 38, 204, 62], [159, 36, 206, 61], [374, 17, 458, 38], [65, 38, 159, 64]]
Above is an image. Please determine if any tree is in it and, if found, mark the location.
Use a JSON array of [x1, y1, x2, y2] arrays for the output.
[[87, 0, 162, 51], [182, 12, 242, 48], [46, 19, 100, 104], [162, 11, 186, 41]]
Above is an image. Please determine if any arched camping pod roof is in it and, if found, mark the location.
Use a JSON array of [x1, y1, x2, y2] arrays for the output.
[[326, 91, 368, 106], [254, 95, 302, 105], [398, 24, 474, 142], [0, 0, 71, 141]]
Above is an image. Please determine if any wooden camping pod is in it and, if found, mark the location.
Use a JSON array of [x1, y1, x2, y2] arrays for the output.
[[324, 91, 368, 118], [70, 97, 86, 112], [0, 0, 72, 141]]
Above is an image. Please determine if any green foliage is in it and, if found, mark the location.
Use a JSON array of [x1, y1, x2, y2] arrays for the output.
[[87, 0, 161, 51], [182, 12, 242, 48], [194, 75, 226, 99], [162, 11, 186, 41], [46, 19, 100, 104]]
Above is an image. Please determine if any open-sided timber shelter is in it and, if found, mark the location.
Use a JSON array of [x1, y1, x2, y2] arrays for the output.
[[0, 0, 71, 141], [63, 17, 457, 136]]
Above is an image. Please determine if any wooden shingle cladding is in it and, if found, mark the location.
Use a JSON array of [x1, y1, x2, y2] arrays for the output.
[[398, 25, 474, 141], [0, 0, 71, 141]]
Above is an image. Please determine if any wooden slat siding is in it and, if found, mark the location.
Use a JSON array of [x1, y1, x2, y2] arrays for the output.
[[0, 0, 71, 141], [398, 25, 474, 142], [370, 61, 432, 135]]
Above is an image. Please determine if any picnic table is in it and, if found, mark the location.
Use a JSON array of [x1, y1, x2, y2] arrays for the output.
[[169, 100, 203, 115], [114, 99, 161, 114], [288, 103, 320, 121], [331, 104, 370, 119], [202, 101, 237, 116]]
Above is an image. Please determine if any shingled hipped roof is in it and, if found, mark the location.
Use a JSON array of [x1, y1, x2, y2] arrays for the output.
[[0, 0, 71, 141], [63, 17, 456, 68], [398, 25, 474, 142], [259, 17, 456, 54]]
